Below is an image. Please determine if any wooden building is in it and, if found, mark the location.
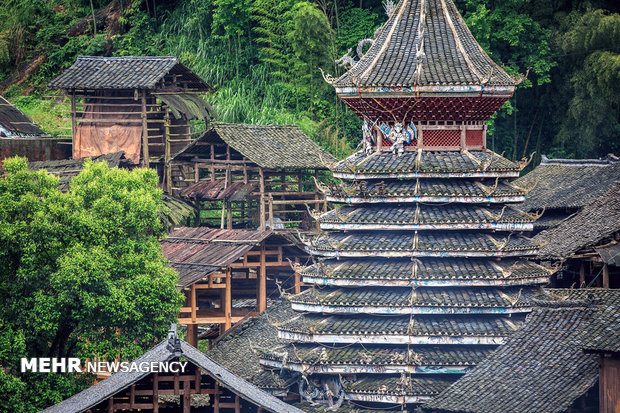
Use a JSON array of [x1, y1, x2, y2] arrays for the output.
[[533, 183, 620, 289], [514, 155, 620, 233], [205, 0, 552, 409], [161, 227, 309, 346], [425, 289, 620, 413], [580, 291, 620, 413], [40, 325, 306, 413], [170, 123, 337, 231], [0, 95, 71, 162], [48, 56, 214, 188]]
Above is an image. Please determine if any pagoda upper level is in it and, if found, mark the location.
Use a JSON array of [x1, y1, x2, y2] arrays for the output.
[[325, 0, 519, 152]]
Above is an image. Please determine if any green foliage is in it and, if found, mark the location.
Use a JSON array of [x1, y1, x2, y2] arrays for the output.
[[0, 157, 183, 411], [555, 10, 620, 156]]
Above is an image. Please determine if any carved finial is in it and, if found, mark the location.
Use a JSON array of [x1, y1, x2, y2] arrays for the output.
[[517, 151, 536, 171], [305, 203, 324, 221], [383, 0, 396, 16], [512, 67, 531, 85], [287, 258, 308, 274], [478, 177, 500, 196], [357, 38, 374, 60], [319, 67, 335, 85], [313, 176, 329, 194], [335, 48, 356, 69]]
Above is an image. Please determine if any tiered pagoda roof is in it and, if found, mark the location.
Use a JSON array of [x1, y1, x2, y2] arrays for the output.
[[214, 0, 548, 409]]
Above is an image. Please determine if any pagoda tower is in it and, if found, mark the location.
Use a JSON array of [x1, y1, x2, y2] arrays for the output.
[[259, 0, 550, 409]]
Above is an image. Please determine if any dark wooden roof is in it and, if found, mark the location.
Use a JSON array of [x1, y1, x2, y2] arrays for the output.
[[0, 96, 49, 137], [533, 183, 620, 260], [425, 289, 620, 413], [161, 227, 273, 288], [333, 0, 515, 88], [262, 343, 493, 370], [515, 156, 620, 212], [48, 56, 212, 91], [279, 313, 523, 342], [326, 178, 525, 204], [575, 289, 620, 354], [174, 123, 337, 169], [319, 204, 534, 230], [301, 258, 549, 286], [40, 326, 304, 413], [290, 286, 539, 313], [343, 375, 457, 400], [332, 150, 520, 178], [307, 231, 539, 257]]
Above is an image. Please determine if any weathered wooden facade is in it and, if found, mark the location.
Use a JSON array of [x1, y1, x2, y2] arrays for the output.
[[170, 123, 337, 231], [532, 183, 620, 289], [48, 56, 214, 188], [41, 325, 307, 413], [161, 227, 309, 346]]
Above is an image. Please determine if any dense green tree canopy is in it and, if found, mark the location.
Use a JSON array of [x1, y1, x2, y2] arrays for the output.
[[0, 157, 183, 411], [3, 0, 617, 161]]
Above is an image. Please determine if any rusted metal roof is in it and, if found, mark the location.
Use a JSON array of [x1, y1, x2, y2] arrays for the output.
[[161, 227, 273, 287]]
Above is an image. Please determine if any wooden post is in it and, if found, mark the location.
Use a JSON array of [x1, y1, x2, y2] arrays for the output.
[[153, 373, 159, 413], [294, 257, 301, 294], [259, 169, 266, 230], [130, 384, 136, 408], [268, 194, 274, 230], [164, 107, 171, 193], [418, 122, 423, 148], [108, 397, 113, 413], [141, 90, 150, 167], [602, 263, 609, 288], [483, 124, 488, 149], [182, 379, 191, 413], [210, 144, 215, 181], [226, 201, 233, 229], [235, 395, 241, 413], [214, 382, 220, 413], [258, 243, 267, 312], [460, 123, 467, 150], [579, 262, 585, 288], [70, 91, 77, 158], [224, 268, 232, 331]]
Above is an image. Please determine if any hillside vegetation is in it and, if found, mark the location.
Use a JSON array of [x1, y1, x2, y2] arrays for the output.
[[0, 0, 618, 161]]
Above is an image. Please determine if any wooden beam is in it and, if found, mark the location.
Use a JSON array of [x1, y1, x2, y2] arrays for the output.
[[70, 91, 77, 157], [258, 243, 267, 312], [224, 269, 232, 331], [603, 263, 609, 288], [153, 373, 159, 413], [259, 169, 266, 230], [141, 90, 150, 167], [187, 324, 198, 347], [579, 262, 585, 288]]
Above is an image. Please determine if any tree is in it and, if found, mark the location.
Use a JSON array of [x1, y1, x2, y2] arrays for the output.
[[0, 157, 183, 411], [287, 1, 333, 113]]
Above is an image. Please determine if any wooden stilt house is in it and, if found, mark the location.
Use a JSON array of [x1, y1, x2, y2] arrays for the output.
[[48, 56, 214, 188], [170, 123, 337, 231], [161, 227, 309, 346]]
